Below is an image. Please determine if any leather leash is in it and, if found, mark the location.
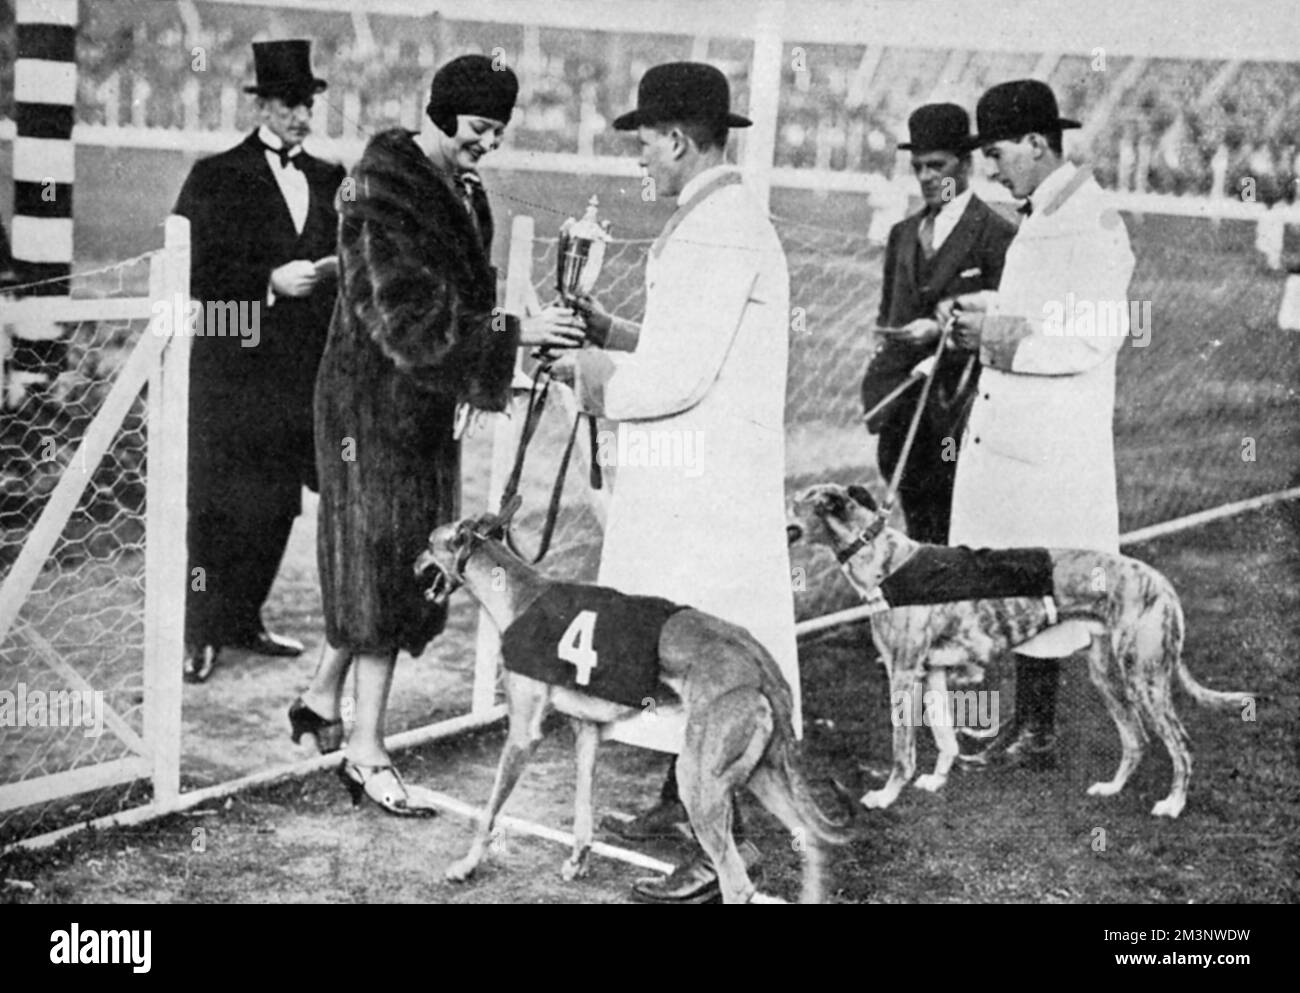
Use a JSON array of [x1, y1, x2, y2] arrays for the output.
[[882, 316, 955, 515], [499, 364, 601, 565]]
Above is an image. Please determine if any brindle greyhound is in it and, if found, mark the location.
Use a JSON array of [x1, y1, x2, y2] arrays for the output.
[[414, 497, 848, 903], [788, 483, 1254, 819]]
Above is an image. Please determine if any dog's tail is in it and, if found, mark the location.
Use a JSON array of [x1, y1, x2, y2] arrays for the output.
[[1161, 595, 1255, 711], [1177, 658, 1255, 712]]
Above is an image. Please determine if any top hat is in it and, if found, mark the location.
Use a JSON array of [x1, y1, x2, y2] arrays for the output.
[[898, 103, 976, 154], [973, 79, 1080, 147], [613, 62, 751, 131], [244, 40, 328, 100]]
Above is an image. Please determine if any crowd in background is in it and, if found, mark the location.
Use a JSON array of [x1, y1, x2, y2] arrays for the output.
[[0, 1, 1298, 201]]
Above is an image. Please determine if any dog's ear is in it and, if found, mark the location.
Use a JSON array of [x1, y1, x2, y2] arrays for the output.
[[847, 484, 878, 512], [815, 488, 846, 520]]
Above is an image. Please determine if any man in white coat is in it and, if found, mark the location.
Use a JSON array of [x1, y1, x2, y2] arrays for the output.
[[549, 62, 797, 903], [942, 80, 1136, 769]]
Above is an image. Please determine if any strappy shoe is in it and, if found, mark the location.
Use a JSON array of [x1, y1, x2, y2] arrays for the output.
[[288, 697, 344, 754], [336, 759, 439, 818]]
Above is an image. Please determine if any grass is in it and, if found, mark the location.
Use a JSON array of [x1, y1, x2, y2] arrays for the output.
[[1, 502, 1295, 903]]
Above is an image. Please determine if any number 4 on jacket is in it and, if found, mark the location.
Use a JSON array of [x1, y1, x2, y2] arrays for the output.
[[558, 610, 599, 684]]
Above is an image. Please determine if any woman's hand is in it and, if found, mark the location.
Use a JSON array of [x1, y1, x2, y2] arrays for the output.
[[519, 303, 586, 350]]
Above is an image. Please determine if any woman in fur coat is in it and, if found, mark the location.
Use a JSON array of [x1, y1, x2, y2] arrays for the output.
[[290, 56, 585, 814]]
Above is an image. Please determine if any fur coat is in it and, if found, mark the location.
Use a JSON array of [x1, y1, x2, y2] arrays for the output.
[[314, 128, 519, 655]]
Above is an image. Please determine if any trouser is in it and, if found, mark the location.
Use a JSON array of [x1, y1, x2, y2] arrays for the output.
[[185, 504, 297, 646]]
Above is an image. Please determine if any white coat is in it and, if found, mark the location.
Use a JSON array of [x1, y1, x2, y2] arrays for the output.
[[950, 164, 1135, 556], [573, 165, 799, 751]]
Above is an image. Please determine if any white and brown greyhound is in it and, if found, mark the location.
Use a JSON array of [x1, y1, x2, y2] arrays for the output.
[[788, 482, 1255, 819], [415, 497, 849, 903]]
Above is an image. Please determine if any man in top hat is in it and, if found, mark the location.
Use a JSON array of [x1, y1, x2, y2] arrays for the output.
[[942, 80, 1136, 768], [173, 40, 346, 682], [862, 103, 1016, 544], [549, 62, 798, 904]]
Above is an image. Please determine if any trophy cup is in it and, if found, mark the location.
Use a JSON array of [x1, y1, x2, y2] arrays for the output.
[[556, 195, 612, 307]]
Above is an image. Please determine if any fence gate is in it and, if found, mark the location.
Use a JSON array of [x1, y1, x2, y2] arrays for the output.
[[0, 216, 190, 843]]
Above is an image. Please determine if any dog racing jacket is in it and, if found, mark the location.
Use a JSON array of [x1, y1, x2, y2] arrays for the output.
[[500, 583, 687, 708], [872, 546, 1056, 610]]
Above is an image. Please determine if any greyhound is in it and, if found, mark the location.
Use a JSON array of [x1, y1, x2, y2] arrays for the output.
[[788, 483, 1254, 819], [414, 498, 849, 903]]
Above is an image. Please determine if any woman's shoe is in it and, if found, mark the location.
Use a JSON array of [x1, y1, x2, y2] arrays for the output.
[[288, 697, 344, 754], [336, 759, 439, 818]]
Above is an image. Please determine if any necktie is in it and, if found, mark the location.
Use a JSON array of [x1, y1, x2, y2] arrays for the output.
[[261, 141, 304, 170], [919, 210, 937, 260]]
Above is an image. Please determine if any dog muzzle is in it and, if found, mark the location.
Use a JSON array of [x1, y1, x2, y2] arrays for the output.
[[414, 548, 462, 606]]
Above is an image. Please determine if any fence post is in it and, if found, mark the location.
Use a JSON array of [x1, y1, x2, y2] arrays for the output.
[[742, 0, 785, 208], [143, 215, 190, 805]]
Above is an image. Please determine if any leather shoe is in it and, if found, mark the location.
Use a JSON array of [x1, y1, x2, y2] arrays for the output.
[[234, 630, 304, 658], [183, 644, 221, 684], [631, 840, 763, 904], [994, 727, 1058, 771], [601, 798, 689, 841]]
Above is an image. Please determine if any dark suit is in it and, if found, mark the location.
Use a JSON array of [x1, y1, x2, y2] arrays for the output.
[[862, 194, 1016, 543], [173, 131, 345, 645]]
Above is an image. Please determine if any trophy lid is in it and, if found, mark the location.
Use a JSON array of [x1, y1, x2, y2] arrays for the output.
[[562, 195, 612, 242]]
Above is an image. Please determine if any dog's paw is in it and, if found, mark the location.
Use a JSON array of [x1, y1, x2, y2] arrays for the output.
[[913, 773, 948, 793], [560, 855, 589, 881], [1151, 795, 1185, 819], [859, 789, 896, 810], [444, 857, 478, 883], [749, 892, 789, 904], [1086, 780, 1122, 797]]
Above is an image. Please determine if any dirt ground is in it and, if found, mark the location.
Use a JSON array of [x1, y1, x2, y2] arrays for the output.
[[2, 502, 1297, 904]]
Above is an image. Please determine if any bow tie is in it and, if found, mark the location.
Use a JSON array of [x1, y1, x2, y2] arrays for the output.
[[1017, 200, 1033, 217], [261, 142, 304, 170]]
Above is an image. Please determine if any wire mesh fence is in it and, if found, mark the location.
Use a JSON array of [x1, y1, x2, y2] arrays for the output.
[[0, 254, 161, 844], [505, 207, 1300, 622]]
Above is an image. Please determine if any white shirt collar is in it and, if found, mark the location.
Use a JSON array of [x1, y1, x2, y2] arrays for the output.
[[1027, 161, 1076, 215], [257, 125, 301, 158], [929, 187, 974, 250], [677, 163, 740, 208]]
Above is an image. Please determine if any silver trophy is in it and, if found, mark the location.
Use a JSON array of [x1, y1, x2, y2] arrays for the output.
[[556, 195, 612, 306]]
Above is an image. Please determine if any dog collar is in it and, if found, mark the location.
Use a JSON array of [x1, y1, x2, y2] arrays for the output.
[[835, 515, 885, 564]]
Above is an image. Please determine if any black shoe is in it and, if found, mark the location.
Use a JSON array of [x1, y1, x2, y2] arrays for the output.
[[183, 644, 221, 684], [336, 759, 439, 818], [289, 697, 344, 754], [601, 798, 690, 841], [631, 841, 763, 904], [957, 719, 1019, 769], [234, 630, 305, 658], [994, 727, 1058, 771]]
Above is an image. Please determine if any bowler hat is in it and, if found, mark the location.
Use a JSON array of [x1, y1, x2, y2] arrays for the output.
[[974, 79, 1080, 147], [898, 103, 976, 154], [613, 62, 751, 131], [244, 40, 327, 100]]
